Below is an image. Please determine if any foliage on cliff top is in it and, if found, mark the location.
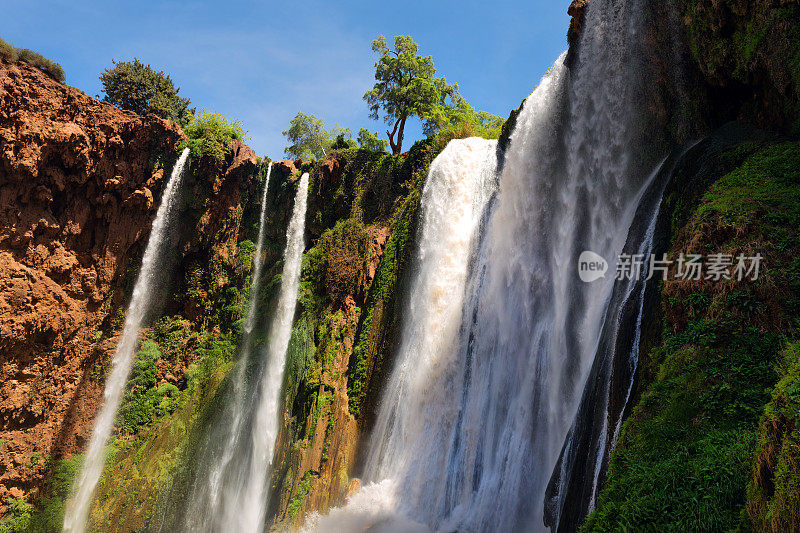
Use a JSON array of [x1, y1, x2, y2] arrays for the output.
[[180, 110, 247, 163], [584, 140, 800, 531], [283, 112, 350, 160], [100, 58, 193, 127], [0, 37, 65, 83]]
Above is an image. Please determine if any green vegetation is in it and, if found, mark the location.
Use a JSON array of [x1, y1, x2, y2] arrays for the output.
[[287, 471, 315, 519], [180, 110, 247, 162], [746, 342, 800, 531], [116, 341, 179, 435], [90, 329, 236, 530], [584, 141, 800, 531], [100, 58, 193, 126], [679, 1, 800, 132], [0, 454, 82, 533], [282, 112, 350, 160], [364, 35, 457, 154], [424, 94, 503, 140], [0, 37, 65, 83], [357, 128, 388, 153]]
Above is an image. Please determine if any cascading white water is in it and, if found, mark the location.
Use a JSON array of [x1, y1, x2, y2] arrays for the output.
[[245, 162, 274, 335], [179, 171, 309, 533], [305, 0, 661, 530], [63, 148, 190, 533], [303, 138, 498, 533]]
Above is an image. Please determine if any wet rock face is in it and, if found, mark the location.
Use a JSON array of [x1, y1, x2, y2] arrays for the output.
[[0, 58, 183, 502], [568, 0, 590, 47]]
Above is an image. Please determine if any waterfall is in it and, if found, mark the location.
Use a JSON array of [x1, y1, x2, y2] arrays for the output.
[[63, 148, 190, 533], [245, 161, 274, 335], [174, 162, 274, 531], [304, 0, 667, 530], [302, 137, 498, 533], [177, 171, 309, 533]]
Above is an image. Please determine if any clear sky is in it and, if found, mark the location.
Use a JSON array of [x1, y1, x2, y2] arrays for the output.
[[2, 0, 571, 158]]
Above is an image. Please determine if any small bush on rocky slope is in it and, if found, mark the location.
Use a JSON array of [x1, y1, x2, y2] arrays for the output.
[[0, 37, 17, 63], [15, 49, 65, 84], [0, 37, 65, 83]]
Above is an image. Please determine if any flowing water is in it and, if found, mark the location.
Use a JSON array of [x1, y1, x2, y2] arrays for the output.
[[304, 0, 666, 530], [178, 171, 309, 533], [303, 137, 498, 533], [63, 148, 190, 533]]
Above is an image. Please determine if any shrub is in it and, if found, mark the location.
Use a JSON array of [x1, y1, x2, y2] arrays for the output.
[[0, 37, 17, 63], [15, 48, 66, 83], [116, 341, 179, 435], [0, 497, 32, 533], [100, 58, 193, 126], [331, 133, 357, 151], [181, 110, 247, 162]]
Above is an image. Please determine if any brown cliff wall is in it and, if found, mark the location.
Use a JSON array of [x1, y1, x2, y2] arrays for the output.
[[0, 58, 184, 502], [0, 57, 262, 509]]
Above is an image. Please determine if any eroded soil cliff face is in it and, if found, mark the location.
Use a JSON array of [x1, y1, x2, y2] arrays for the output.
[[0, 58, 184, 503]]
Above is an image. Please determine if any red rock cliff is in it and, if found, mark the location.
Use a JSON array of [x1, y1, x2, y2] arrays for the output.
[[0, 58, 185, 502]]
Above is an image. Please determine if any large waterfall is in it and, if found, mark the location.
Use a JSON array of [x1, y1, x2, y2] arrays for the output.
[[176, 171, 309, 533], [304, 0, 666, 530], [303, 137, 498, 533], [63, 148, 190, 533]]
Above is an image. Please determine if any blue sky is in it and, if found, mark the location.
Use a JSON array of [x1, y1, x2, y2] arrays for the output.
[[2, 0, 570, 158]]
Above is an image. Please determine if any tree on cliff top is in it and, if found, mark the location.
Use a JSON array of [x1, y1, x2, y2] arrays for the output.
[[100, 58, 194, 127], [283, 112, 349, 160], [364, 35, 457, 155]]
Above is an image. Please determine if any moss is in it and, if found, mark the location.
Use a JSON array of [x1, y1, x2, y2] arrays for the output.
[[347, 168, 425, 418], [678, 0, 800, 131], [88, 331, 235, 531], [584, 141, 800, 531], [287, 471, 315, 519], [745, 342, 800, 530]]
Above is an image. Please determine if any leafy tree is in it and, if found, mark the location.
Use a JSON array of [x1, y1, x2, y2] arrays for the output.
[[283, 111, 349, 160], [364, 35, 457, 154], [181, 110, 247, 162], [332, 133, 357, 150], [423, 94, 504, 139], [357, 128, 388, 152], [100, 58, 194, 127]]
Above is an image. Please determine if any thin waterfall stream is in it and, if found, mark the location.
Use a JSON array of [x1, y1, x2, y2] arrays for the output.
[[176, 171, 309, 533], [63, 147, 190, 533]]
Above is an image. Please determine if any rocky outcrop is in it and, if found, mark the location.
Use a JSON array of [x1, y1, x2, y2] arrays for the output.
[[567, 0, 589, 48], [676, 0, 800, 133], [0, 58, 185, 503]]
